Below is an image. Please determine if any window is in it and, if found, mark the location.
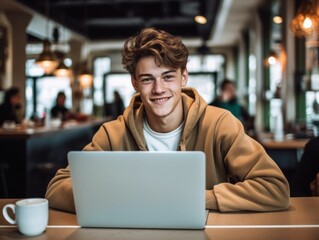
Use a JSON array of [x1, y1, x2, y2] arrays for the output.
[[187, 54, 225, 103], [104, 73, 134, 108], [25, 59, 72, 119], [188, 54, 225, 73], [248, 54, 257, 115], [187, 73, 216, 104], [93, 57, 111, 106]]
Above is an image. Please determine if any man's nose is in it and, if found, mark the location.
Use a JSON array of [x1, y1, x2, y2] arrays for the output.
[[152, 79, 166, 93]]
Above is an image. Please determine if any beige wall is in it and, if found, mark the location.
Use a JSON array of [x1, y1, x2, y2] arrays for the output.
[[0, 10, 31, 110], [0, 12, 10, 90]]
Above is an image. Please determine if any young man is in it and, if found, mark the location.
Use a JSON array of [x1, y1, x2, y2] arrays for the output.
[[45, 28, 290, 213]]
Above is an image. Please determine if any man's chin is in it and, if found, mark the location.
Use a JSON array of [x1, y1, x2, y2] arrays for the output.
[[149, 109, 171, 119]]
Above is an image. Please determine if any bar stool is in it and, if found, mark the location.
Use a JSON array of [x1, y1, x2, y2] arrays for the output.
[[0, 162, 9, 198]]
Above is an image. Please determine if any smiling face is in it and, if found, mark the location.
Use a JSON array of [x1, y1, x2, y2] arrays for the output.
[[132, 56, 188, 132]]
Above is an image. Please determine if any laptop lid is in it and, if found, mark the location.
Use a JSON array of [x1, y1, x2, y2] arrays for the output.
[[68, 151, 206, 229]]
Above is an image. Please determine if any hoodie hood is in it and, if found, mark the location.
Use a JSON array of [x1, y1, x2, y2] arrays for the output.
[[122, 87, 208, 151]]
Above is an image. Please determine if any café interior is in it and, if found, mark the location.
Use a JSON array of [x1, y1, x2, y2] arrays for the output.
[[0, 0, 318, 200]]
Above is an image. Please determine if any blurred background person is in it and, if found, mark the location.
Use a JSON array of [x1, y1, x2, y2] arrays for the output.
[[112, 90, 124, 119], [209, 79, 253, 131], [51, 91, 70, 121], [104, 90, 125, 120], [0, 86, 24, 126]]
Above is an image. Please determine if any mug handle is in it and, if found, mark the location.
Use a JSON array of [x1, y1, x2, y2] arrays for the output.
[[2, 204, 16, 224]]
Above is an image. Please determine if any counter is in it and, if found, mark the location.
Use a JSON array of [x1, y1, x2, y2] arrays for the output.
[[0, 118, 109, 198], [260, 138, 308, 149], [258, 135, 310, 184]]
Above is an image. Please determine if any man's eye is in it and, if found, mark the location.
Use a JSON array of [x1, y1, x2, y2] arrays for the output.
[[163, 75, 174, 80], [141, 78, 153, 83]]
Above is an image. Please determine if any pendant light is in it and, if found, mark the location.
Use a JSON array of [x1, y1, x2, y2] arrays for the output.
[[78, 61, 93, 88], [290, 0, 319, 38], [54, 61, 71, 77], [35, 0, 58, 74], [195, 15, 207, 24], [35, 39, 58, 74], [194, 0, 207, 24], [54, 52, 71, 77], [78, 4, 93, 88], [53, 26, 71, 77], [264, 50, 279, 67]]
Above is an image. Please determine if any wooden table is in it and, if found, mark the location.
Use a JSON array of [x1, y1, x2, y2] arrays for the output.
[[260, 138, 309, 150], [259, 137, 308, 169], [0, 197, 318, 239], [0, 118, 107, 198]]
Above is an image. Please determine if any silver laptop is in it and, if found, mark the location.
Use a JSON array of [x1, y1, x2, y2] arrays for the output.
[[68, 151, 206, 229]]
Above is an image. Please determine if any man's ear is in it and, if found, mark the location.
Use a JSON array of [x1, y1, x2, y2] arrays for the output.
[[131, 77, 139, 92], [181, 68, 188, 87]]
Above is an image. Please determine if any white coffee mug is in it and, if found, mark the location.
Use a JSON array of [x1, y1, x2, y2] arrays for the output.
[[2, 198, 49, 236]]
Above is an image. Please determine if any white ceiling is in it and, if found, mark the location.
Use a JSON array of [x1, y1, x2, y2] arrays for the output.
[[210, 0, 266, 47]]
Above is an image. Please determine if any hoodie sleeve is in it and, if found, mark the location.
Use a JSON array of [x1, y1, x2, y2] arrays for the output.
[[45, 125, 111, 212], [205, 112, 290, 212], [44, 166, 75, 213]]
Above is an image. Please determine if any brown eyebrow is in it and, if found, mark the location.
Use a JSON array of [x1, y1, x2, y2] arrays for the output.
[[162, 70, 177, 75], [137, 70, 177, 78], [138, 74, 153, 78]]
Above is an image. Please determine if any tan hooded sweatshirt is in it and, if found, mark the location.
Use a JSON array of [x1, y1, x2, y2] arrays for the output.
[[45, 88, 290, 213]]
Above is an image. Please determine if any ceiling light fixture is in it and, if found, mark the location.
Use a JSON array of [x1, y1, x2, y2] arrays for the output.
[[35, 0, 58, 74], [54, 61, 71, 77], [194, 15, 207, 24], [290, 0, 319, 38], [35, 39, 58, 74], [54, 51, 71, 77], [273, 16, 283, 24], [197, 43, 211, 56], [78, 4, 93, 88], [53, 25, 72, 78], [78, 61, 93, 88], [264, 50, 279, 67], [195, 0, 207, 25]]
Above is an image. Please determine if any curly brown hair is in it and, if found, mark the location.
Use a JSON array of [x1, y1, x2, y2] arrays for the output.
[[122, 28, 189, 77]]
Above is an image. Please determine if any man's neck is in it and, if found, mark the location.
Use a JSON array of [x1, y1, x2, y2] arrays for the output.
[[145, 110, 184, 133]]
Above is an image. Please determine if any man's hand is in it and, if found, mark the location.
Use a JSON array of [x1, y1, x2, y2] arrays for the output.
[[310, 172, 319, 196]]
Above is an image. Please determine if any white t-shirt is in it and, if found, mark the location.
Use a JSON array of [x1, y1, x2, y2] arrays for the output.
[[143, 119, 184, 151]]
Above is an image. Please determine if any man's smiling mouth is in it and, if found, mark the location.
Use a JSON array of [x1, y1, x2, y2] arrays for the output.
[[151, 97, 171, 103]]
